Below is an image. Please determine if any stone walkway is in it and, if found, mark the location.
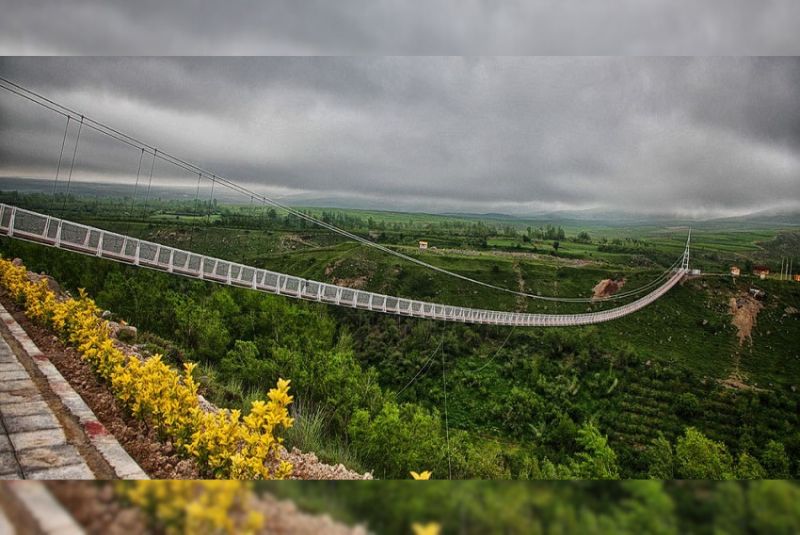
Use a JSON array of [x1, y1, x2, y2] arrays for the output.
[[0, 336, 94, 479]]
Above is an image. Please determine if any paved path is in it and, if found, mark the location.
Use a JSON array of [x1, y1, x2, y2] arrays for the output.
[[0, 336, 94, 479]]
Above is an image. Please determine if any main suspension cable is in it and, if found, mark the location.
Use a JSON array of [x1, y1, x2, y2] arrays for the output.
[[0, 78, 687, 304]]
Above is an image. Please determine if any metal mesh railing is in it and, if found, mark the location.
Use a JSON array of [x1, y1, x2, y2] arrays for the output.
[[0, 203, 687, 327]]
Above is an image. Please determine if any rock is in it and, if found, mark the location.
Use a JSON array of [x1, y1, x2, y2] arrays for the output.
[[198, 394, 219, 414], [40, 273, 61, 294], [106, 321, 122, 338], [702, 319, 708, 326], [25, 271, 62, 294], [108, 320, 137, 342], [11, 257, 23, 266], [101, 310, 113, 319], [117, 325, 138, 343]]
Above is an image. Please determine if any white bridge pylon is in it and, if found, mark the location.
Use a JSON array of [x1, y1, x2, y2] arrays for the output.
[[0, 204, 689, 327]]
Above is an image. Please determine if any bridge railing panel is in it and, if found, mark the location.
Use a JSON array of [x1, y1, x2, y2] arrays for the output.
[[0, 204, 686, 328]]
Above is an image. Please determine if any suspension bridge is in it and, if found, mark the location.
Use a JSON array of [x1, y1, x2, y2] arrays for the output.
[[0, 204, 690, 327], [0, 78, 692, 327]]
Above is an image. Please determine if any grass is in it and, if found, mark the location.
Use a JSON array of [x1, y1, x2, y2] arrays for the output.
[[284, 399, 365, 472]]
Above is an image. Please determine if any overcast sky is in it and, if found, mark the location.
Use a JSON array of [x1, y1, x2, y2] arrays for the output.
[[1, 0, 800, 55], [1, 57, 799, 218]]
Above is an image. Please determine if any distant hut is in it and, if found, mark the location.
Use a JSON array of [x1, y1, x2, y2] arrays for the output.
[[753, 266, 770, 280], [418, 240, 429, 251], [730, 266, 741, 277]]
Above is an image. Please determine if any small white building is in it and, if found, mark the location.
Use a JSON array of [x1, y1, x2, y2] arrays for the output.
[[418, 240, 429, 250]]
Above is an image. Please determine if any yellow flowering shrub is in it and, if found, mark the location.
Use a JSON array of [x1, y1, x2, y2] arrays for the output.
[[0, 257, 293, 479], [117, 481, 264, 535], [411, 522, 442, 535], [187, 380, 294, 479]]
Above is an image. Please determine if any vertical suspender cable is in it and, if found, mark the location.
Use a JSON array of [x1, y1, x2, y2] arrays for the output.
[[49, 115, 70, 215], [140, 148, 157, 221], [441, 330, 452, 480], [207, 175, 216, 224], [60, 115, 83, 217], [188, 172, 202, 252], [125, 148, 145, 237]]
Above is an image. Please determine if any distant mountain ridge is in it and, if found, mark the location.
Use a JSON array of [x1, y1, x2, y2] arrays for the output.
[[2, 176, 798, 227]]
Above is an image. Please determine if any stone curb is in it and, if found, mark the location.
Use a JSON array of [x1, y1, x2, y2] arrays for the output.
[[0, 304, 148, 480], [2, 481, 85, 534]]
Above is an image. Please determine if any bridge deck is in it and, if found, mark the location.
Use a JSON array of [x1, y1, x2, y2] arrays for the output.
[[0, 204, 686, 327]]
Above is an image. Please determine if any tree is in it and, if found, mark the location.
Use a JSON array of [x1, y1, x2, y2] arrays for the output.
[[611, 481, 677, 535], [552, 241, 560, 252], [219, 340, 270, 390], [571, 423, 620, 479], [762, 440, 791, 478], [712, 482, 747, 535], [173, 297, 230, 362], [646, 433, 674, 479], [748, 481, 800, 534], [674, 427, 734, 479], [735, 452, 767, 479]]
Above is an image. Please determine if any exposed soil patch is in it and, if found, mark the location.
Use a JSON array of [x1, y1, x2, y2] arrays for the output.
[[0, 292, 199, 479], [719, 374, 766, 392], [592, 278, 625, 299], [325, 258, 370, 289], [281, 233, 316, 250], [331, 276, 369, 290], [729, 295, 763, 346], [47, 481, 368, 535]]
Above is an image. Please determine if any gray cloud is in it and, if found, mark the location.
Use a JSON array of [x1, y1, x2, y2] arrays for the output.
[[1, 57, 799, 217], [1, 1, 800, 55]]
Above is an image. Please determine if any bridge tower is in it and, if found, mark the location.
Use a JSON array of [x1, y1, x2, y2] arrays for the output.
[[681, 228, 691, 271]]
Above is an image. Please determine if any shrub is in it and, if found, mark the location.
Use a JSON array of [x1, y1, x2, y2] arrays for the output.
[[673, 392, 700, 418], [0, 257, 293, 479]]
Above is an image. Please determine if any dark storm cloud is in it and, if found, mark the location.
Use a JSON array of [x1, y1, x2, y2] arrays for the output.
[[1, 57, 799, 217], [1, 0, 800, 55]]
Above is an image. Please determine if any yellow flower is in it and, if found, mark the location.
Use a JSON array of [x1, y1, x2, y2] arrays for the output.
[[410, 470, 432, 480], [411, 522, 442, 535]]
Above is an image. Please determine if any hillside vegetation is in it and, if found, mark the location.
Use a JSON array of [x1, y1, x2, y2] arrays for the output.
[[1, 191, 798, 479]]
